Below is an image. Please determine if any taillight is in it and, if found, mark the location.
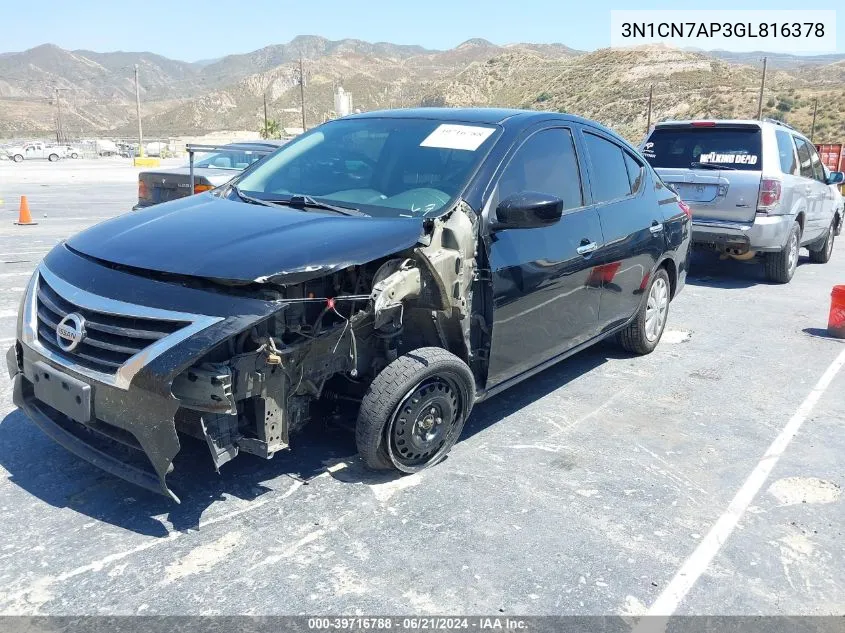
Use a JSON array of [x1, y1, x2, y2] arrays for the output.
[[678, 200, 692, 219], [758, 178, 782, 210], [138, 179, 149, 200], [193, 183, 214, 195]]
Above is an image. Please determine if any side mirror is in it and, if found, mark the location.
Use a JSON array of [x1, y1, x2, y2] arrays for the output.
[[493, 192, 563, 230], [826, 171, 844, 185]]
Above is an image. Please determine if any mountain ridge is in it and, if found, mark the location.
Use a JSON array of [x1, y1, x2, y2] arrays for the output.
[[1, 37, 844, 142]]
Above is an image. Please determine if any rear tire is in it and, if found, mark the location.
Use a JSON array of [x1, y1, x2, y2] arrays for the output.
[[12, 154, 23, 163], [48, 153, 59, 162], [619, 267, 671, 355], [356, 347, 475, 473], [764, 221, 801, 283], [808, 220, 835, 264], [70, 153, 79, 159]]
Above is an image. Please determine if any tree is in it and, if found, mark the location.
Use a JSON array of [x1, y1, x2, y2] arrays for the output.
[[261, 119, 281, 139]]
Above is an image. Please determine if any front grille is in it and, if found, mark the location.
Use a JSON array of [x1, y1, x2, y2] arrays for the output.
[[35, 274, 189, 375]]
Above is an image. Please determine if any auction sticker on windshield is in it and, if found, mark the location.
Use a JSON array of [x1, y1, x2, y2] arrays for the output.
[[420, 124, 495, 151]]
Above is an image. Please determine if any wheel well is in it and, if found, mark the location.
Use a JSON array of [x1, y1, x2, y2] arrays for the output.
[[796, 212, 806, 234], [659, 258, 678, 299]]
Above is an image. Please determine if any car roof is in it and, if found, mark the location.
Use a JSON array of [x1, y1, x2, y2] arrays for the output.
[[652, 118, 810, 141], [655, 119, 766, 127], [225, 140, 287, 149], [341, 107, 630, 145]]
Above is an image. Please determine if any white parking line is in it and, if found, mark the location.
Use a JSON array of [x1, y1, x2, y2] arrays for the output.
[[638, 345, 845, 623], [0, 310, 18, 318], [0, 272, 32, 278]]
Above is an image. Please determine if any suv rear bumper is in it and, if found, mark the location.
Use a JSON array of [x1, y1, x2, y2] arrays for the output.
[[691, 214, 793, 253]]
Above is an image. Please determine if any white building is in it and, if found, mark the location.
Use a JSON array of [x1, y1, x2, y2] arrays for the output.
[[334, 86, 353, 118]]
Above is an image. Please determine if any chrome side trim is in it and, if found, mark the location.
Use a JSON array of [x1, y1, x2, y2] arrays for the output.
[[22, 263, 223, 390]]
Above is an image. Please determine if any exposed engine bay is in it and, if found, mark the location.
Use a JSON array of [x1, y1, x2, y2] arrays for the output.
[[168, 204, 482, 472]]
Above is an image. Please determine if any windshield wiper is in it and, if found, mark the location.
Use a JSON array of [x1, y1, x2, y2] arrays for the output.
[[690, 162, 737, 171], [288, 194, 367, 217], [230, 186, 367, 217], [230, 185, 292, 209]]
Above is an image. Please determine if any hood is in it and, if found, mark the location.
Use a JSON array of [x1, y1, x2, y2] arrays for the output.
[[66, 194, 425, 285]]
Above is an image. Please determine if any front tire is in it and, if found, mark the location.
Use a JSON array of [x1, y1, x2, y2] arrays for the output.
[[48, 153, 59, 162], [619, 267, 671, 355], [70, 152, 79, 159], [765, 221, 800, 283], [12, 154, 23, 163], [808, 220, 835, 264], [356, 347, 475, 473]]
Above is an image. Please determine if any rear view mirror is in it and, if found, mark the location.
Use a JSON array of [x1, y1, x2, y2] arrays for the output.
[[826, 171, 844, 185], [493, 192, 563, 230]]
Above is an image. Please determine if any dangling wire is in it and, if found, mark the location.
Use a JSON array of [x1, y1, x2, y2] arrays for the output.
[[330, 301, 359, 374]]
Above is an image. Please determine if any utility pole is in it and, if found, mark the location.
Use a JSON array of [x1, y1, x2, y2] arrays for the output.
[[810, 97, 819, 141], [134, 64, 144, 157], [54, 88, 64, 144], [645, 84, 654, 134], [298, 55, 306, 132], [756, 56, 768, 120], [263, 92, 269, 137]]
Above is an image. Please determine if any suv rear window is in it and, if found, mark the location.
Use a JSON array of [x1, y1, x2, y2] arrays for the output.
[[642, 126, 763, 171]]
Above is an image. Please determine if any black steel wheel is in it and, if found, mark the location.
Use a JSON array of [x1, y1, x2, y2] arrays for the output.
[[356, 347, 475, 473]]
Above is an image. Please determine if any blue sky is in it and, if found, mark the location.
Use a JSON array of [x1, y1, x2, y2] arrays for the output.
[[3, 0, 842, 60]]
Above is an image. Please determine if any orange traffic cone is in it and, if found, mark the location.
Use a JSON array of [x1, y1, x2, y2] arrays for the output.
[[829, 285, 845, 339], [14, 195, 37, 226]]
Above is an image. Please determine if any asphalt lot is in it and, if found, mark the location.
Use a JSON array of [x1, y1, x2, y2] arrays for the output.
[[0, 158, 843, 616]]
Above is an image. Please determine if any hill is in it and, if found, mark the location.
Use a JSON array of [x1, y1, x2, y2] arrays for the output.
[[1, 38, 844, 143]]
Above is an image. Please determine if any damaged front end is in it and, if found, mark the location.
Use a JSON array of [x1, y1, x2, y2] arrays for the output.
[[9, 203, 485, 500], [171, 202, 482, 482]]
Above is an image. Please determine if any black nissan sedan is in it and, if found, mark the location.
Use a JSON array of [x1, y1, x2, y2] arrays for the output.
[[7, 108, 690, 500]]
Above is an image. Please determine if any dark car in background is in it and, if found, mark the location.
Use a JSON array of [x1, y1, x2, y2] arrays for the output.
[[8, 108, 690, 500], [133, 140, 287, 209]]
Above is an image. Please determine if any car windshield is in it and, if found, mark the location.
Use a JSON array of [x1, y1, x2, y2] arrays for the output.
[[233, 117, 500, 218], [194, 149, 269, 170], [642, 126, 763, 171]]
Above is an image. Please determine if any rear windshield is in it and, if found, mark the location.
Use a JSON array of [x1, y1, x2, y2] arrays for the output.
[[194, 150, 269, 170], [642, 127, 763, 171]]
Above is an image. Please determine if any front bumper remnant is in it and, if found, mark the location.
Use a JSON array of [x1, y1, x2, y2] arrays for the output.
[[10, 344, 183, 502]]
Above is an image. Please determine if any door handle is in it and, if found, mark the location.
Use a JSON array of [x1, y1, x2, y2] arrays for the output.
[[576, 241, 598, 256], [649, 222, 664, 234]]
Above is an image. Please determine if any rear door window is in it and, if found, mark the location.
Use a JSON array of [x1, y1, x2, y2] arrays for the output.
[[793, 137, 815, 180], [583, 132, 631, 203], [642, 126, 762, 171], [775, 130, 798, 175]]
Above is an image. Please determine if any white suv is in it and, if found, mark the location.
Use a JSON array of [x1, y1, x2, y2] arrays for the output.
[[642, 119, 843, 283]]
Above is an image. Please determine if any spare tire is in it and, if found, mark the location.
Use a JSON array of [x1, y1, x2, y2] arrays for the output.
[[356, 347, 475, 473]]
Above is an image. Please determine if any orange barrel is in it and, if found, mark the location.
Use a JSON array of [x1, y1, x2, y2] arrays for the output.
[[829, 286, 845, 339]]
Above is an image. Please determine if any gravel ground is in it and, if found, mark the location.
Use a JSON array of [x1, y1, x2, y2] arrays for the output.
[[0, 159, 843, 617]]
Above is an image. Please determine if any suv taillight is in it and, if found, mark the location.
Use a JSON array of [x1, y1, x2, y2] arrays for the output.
[[758, 178, 782, 211], [138, 179, 149, 200]]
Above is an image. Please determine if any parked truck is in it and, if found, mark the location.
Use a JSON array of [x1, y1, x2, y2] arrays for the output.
[[4, 142, 66, 162]]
